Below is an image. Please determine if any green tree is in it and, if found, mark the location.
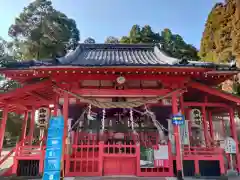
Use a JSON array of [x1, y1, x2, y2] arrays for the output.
[[120, 36, 130, 44], [105, 36, 119, 44], [129, 25, 142, 43], [84, 37, 95, 44], [8, 0, 80, 60], [0, 37, 14, 65], [0, 37, 20, 92], [160, 29, 199, 60], [141, 25, 156, 43], [119, 25, 199, 60]]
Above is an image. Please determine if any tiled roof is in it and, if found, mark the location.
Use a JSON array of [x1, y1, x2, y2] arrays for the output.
[[2, 43, 237, 70], [58, 44, 170, 66]]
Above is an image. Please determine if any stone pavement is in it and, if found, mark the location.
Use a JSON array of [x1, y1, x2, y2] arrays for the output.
[[74, 177, 168, 180], [19, 176, 240, 180]]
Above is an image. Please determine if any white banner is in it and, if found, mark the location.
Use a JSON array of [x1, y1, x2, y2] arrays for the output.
[[180, 120, 190, 145], [224, 137, 236, 154], [154, 145, 169, 159], [168, 119, 190, 154]]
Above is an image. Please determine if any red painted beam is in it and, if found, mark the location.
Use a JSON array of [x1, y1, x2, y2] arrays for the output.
[[5, 72, 189, 82], [188, 81, 240, 104], [27, 92, 52, 104], [51, 74, 189, 82], [70, 88, 171, 97], [183, 102, 230, 108], [0, 80, 51, 101]]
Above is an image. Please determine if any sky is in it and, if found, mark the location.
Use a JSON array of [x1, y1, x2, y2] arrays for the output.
[[0, 0, 223, 48]]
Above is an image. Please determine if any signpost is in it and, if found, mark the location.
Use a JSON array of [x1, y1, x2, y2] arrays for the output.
[[172, 113, 185, 178], [172, 114, 185, 125], [43, 116, 64, 180]]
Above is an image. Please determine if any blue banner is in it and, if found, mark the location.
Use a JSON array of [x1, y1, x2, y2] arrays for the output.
[[47, 128, 64, 139], [172, 114, 185, 125], [45, 148, 62, 159], [43, 171, 61, 180], [43, 116, 64, 180]]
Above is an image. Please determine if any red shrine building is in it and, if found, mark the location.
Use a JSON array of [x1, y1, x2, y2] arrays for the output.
[[0, 43, 240, 178]]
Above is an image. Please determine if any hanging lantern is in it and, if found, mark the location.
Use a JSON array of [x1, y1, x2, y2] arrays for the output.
[[37, 107, 50, 127], [190, 109, 202, 126]]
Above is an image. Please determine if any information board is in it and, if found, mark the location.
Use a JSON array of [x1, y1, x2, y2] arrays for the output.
[[224, 137, 236, 154], [43, 116, 64, 180], [172, 114, 185, 125]]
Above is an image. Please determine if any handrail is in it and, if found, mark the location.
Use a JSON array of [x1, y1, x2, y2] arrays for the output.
[[0, 136, 28, 167], [0, 148, 15, 166], [183, 146, 223, 156]]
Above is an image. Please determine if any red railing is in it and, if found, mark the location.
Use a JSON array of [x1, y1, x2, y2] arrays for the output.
[[68, 142, 102, 176], [72, 131, 160, 147], [183, 146, 223, 158], [15, 136, 45, 157], [12, 136, 46, 175], [66, 132, 173, 177], [0, 136, 29, 167], [103, 141, 137, 157]]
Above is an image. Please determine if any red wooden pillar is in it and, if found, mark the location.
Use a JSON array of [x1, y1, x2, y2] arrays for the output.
[[172, 92, 183, 176], [229, 108, 240, 172], [62, 92, 69, 175], [0, 105, 8, 157], [20, 111, 28, 141], [98, 141, 104, 176], [202, 106, 209, 147], [29, 107, 35, 145]]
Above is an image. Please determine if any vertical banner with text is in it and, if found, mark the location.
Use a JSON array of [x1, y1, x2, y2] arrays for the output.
[[43, 116, 64, 180]]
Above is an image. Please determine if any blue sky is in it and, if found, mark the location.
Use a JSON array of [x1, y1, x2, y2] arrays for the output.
[[0, 0, 222, 48]]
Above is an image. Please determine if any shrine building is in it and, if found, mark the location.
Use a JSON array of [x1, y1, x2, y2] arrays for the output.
[[0, 43, 239, 178]]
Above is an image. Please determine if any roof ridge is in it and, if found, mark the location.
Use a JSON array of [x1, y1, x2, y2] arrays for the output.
[[78, 43, 155, 49]]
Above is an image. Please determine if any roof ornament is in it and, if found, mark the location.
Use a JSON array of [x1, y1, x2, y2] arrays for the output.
[[177, 57, 189, 65], [229, 55, 236, 68], [158, 43, 162, 49], [116, 76, 126, 84]]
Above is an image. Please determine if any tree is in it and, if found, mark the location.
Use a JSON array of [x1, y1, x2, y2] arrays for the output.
[[160, 29, 199, 60], [84, 37, 95, 44], [129, 25, 142, 43], [8, 0, 80, 60], [105, 36, 119, 44], [199, 1, 240, 63], [199, 0, 240, 94], [119, 25, 199, 60], [120, 36, 130, 44], [0, 37, 14, 65], [141, 25, 156, 43]]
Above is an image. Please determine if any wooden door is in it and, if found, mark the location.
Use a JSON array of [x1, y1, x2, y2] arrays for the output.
[[103, 157, 136, 176]]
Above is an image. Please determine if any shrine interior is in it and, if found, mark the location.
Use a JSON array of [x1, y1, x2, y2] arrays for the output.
[[66, 104, 171, 145]]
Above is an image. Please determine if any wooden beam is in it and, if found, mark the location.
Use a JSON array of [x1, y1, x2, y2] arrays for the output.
[[27, 91, 52, 104], [188, 81, 240, 104], [0, 80, 52, 101], [183, 102, 230, 108], [70, 88, 171, 97]]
